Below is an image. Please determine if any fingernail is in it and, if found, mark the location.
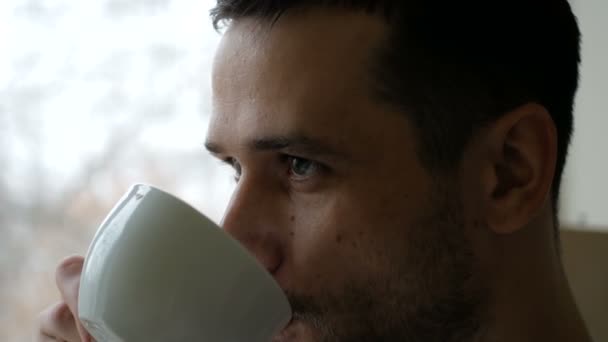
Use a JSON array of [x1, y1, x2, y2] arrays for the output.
[[58, 256, 83, 274], [60, 255, 83, 266]]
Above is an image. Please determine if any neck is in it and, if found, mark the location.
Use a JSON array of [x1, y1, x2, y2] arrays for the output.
[[476, 220, 591, 342]]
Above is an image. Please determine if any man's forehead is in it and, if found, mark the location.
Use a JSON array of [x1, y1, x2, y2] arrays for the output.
[[207, 9, 408, 160], [211, 9, 388, 86], [222, 8, 387, 47]]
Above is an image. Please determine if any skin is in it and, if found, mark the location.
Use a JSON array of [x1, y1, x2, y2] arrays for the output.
[[36, 8, 591, 342]]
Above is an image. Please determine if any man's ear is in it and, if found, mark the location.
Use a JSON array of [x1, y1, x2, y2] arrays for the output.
[[481, 102, 557, 234]]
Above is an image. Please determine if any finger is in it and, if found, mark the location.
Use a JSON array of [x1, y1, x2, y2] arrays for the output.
[[55, 256, 92, 342], [36, 301, 81, 342]]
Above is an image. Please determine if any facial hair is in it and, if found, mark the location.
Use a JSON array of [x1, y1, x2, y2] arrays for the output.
[[285, 185, 488, 342]]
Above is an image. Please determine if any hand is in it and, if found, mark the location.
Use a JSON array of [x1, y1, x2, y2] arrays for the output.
[[35, 256, 94, 342]]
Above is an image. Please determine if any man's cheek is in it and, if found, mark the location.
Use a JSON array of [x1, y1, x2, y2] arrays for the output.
[[290, 239, 354, 293]]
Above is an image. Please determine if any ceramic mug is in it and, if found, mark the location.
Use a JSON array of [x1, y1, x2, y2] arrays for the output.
[[78, 184, 291, 341]]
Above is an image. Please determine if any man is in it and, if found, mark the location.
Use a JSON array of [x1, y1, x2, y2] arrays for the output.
[[37, 0, 593, 341]]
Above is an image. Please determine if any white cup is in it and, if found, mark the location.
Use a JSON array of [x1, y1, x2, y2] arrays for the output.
[[78, 184, 292, 342]]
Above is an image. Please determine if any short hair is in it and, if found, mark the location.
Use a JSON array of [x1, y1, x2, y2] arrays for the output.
[[210, 0, 581, 226]]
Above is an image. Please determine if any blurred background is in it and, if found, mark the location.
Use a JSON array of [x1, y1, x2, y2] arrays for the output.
[[0, 0, 605, 341]]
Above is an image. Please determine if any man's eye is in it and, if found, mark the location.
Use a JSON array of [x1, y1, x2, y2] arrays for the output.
[[287, 156, 318, 178]]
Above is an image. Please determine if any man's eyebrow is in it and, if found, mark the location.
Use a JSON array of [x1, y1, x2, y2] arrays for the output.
[[205, 135, 349, 160]]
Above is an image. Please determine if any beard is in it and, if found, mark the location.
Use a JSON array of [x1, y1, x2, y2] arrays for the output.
[[282, 185, 488, 342]]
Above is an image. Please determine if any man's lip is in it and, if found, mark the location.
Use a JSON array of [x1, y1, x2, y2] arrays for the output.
[[284, 316, 295, 330], [274, 316, 296, 340]]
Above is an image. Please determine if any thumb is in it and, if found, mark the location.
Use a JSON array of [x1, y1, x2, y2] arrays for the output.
[[55, 255, 94, 342]]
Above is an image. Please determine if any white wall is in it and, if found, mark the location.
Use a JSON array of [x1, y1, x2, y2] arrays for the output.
[[560, 0, 608, 229]]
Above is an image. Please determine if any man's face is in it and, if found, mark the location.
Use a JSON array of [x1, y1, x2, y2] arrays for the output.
[[206, 10, 484, 342]]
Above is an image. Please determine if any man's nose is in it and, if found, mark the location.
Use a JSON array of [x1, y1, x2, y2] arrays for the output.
[[220, 177, 284, 275]]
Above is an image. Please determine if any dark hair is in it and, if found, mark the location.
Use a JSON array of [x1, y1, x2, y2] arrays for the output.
[[210, 0, 581, 226]]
